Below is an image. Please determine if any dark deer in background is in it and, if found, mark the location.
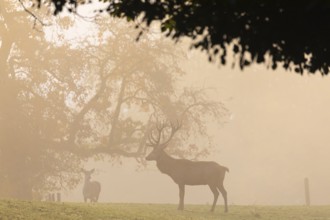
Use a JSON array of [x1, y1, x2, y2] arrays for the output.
[[146, 121, 229, 212], [82, 169, 101, 203]]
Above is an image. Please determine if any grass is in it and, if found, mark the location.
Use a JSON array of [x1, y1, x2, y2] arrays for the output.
[[0, 200, 329, 220]]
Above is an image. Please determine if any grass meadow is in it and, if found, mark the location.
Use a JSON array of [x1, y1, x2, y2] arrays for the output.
[[0, 200, 329, 220]]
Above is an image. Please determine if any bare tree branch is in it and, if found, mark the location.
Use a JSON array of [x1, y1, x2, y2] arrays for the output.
[[18, 0, 51, 28]]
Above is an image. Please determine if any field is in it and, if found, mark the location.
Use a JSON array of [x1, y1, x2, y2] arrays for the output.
[[0, 200, 329, 220]]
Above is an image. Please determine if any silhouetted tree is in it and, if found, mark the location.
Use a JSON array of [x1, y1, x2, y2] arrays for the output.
[[52, 18, 226, 161], [30, 0, 330, 74], [1, 1, 226, 199]]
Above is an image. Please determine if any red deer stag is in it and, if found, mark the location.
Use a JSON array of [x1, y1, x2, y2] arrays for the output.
[[146, 121, 229, 212], [82, 169, 101, 203]]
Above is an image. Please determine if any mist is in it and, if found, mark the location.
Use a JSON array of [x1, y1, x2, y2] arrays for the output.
[[62, 52, 330, 206], [1, 1, 330, 207]]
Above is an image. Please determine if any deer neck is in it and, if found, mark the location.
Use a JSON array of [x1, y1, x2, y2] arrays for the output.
[[156, 151, 176, 174], [84, 178, 91, 186]]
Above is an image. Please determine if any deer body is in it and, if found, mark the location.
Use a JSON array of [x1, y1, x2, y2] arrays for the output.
[[82, 169, 101, 203], [146, 121, 229, 212], [156, 152, 227, 185], [147, 149, 228, 212]]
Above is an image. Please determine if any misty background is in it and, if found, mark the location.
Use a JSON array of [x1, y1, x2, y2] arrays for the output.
[[1, 1, 330, 206], [64, 50, 330, 205]]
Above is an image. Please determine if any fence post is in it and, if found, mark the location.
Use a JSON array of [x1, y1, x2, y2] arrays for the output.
[[47, 193, 52, 201], [304, 177, 310, 206], [56, 193, 61, 202]]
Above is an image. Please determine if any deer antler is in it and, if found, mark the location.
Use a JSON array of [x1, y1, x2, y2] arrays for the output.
[[158, 120, 182, 149], [146, 120, 182, 149], [146, 121, 166, 147]]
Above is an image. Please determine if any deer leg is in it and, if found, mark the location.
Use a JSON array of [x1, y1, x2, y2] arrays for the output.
[[209, 185, 219, 212], [217, 184, 228, 213], [178, 184, 185, 210]]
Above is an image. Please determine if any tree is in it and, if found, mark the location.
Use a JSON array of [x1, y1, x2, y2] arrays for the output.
[[50, 18, 226, 161], [1, 1, 226, 199], [0, 1, 83, 199], [32, 0, 330, 75], [0, 56, 82, 200]]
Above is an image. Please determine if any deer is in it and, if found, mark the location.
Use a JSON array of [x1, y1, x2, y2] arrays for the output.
[[82, 168, 101, 203], [145, 120, 229, 212]]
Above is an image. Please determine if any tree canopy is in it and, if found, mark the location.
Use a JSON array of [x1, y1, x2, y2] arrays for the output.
[[0, 1, 226, 199], [31, 0, 330, 75]]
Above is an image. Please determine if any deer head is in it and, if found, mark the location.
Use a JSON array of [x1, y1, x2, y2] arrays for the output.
[[82, 168, 95, 182], [145, 120, 182, 161]]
